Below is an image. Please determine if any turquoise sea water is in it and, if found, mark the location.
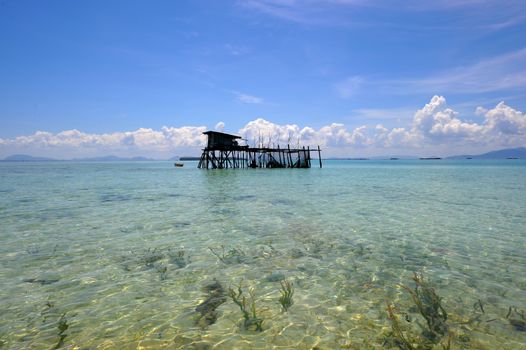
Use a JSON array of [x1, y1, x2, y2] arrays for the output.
[[1, 160, 525, 349]]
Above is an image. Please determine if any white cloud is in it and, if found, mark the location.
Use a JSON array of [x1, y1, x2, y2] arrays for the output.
[[240, 0, 526, 29], [215, 121, 225, 131], [405, 95, 526, 147], [239, 118, 305, 146], [393, 48, 526, 94], [233, 91, 264, 104], [1, 96, 525, 158], [482, 102, 526, 148], [237, 96, 526, 153], [0, 126, 207, 159], [411, 95, 483, 140], [339, 48, 526, 97], [475, 106, 488, 116]]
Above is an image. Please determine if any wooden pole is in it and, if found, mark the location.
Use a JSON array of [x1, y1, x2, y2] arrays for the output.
[[318, 145, 322, 168], [198, 152, 204, 168]]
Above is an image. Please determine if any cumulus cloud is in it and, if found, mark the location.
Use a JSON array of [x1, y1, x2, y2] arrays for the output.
[[409, 96, 526, 147], [475, 106, 488, 116], [411, 95, 483, 140], [237, 96, 526, 152], [0, 126, 207, 159], [1, 96, 525, 158]]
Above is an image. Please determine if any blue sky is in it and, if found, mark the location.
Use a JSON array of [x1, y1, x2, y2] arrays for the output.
[[1, 0, 525, 158]]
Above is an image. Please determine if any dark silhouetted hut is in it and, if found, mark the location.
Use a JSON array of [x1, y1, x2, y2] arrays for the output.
[[198, 131, 322, 169]]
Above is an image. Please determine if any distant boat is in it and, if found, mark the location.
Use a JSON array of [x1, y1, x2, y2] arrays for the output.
[[174, 163, 184, 167], [390, 157, 399, 160], [419, 157, 442, 160], [506, 157, 519, 159]]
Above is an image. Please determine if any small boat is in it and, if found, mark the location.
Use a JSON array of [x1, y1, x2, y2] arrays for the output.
[[174, 163, 184, 167]]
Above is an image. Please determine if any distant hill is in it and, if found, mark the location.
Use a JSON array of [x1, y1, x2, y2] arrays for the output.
[[369, 155, 419, 160], [1, 154, 57, 161], [327, 155, 419, 160], [447, 147, 526, 159], [72, 155, 154, 161], [1, 154, 155, 162], [169, 156, 201, 161]]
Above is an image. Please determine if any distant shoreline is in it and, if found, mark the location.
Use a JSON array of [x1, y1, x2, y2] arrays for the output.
[[2, 147, 525, 162]]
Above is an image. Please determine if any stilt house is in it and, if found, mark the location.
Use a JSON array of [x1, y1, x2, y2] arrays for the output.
[[198, 131, 322, 169]]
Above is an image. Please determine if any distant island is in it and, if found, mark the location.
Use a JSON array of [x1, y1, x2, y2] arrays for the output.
[[2, 154, 57, 162], [72, 155, 155, 162], [169, 156, 201, 161], [446, 147, 526, 160], [1, 154, 155, 162], [326, 157, 370, 160], [2, 147, 525, 162]]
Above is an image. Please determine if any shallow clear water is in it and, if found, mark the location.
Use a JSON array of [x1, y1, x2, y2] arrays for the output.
[[1, 160, 525, 349]]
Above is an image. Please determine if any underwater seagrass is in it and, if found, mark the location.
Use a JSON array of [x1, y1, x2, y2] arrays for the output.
[[385, 272, 451, 350], [54, 313, 69, 349], [228, 282, 264, 331], [209, 245, 247, 264], [168, 249, 189, 269], [401, 272, 448, 340], [139, 248, 164, 268], [278, 280, 294, 312]]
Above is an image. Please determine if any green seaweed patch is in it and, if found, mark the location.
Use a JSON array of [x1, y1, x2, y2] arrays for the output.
[[122, 247, 191, 273], [168, 249, 189, 269], [23, 278, 60, 285], [289, 248, 306, 259], [401, 272, 448, 340], [506, 306, 526, 332], [385, 302, 452, 350], [156, 263, 168, 281], [384, 272, 452, 350], [54, 313, 69, 349], [352, 243, 373, 257], [228, 282, 264, 332], [278, 280, 294, 312], [385, 302, 418, 350], [209, 245, 247, 265], [139, 248, 164, 268], [257, 241, 279, 259]]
